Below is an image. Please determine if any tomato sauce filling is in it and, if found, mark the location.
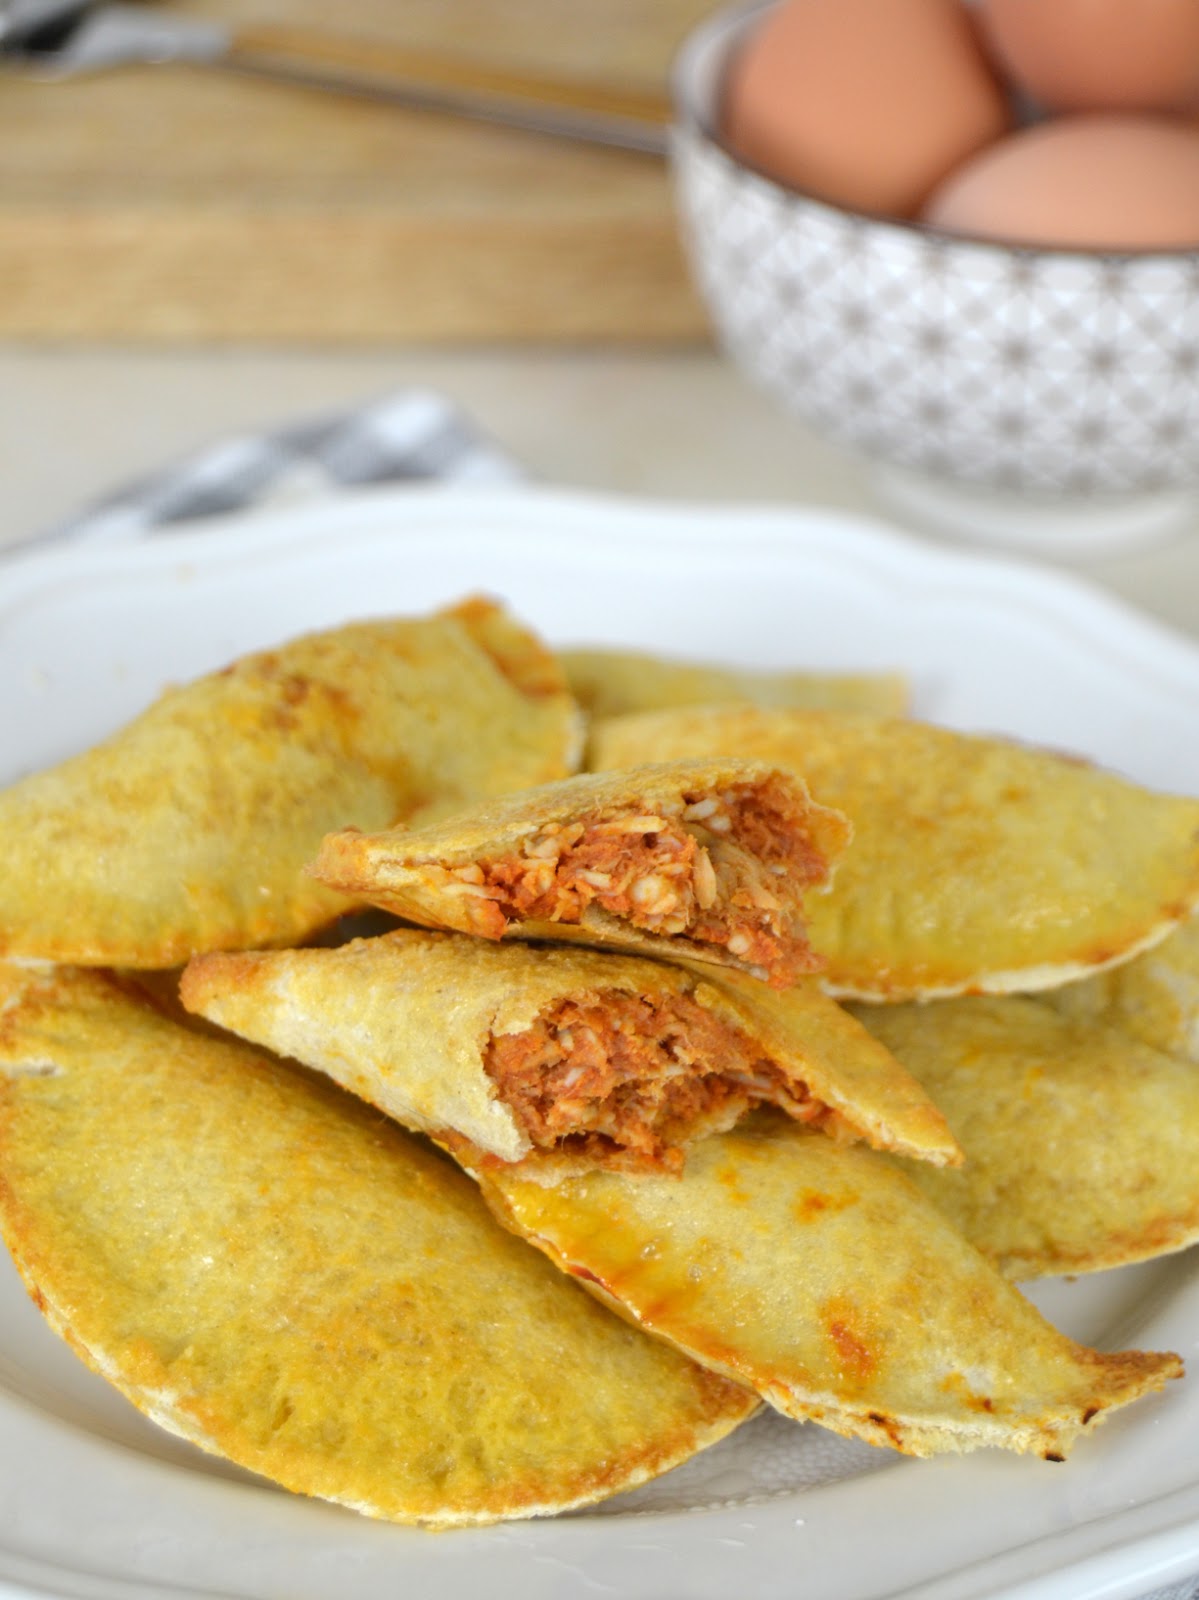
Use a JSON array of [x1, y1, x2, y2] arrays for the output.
[[442, 776, 829, 986], [486, 988, 840, 1174]]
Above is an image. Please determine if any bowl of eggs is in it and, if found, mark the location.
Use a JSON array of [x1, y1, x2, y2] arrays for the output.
[[671, 0, 1199, 553]]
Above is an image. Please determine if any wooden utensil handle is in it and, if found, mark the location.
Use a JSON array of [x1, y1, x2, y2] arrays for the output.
[[226, 23, 674, 126]]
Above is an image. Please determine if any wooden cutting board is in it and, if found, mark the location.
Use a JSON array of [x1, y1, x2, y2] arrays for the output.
[[0, 0, 715, 342]]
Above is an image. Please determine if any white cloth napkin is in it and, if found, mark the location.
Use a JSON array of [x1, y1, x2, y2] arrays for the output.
[[19, 386, 1199, 1600]]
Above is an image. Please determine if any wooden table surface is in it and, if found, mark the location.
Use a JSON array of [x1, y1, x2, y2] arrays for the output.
[[0, 0, 716, 342]]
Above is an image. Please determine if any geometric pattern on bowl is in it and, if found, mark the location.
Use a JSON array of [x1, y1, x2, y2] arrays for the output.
[[671, 6, 1199, 497]]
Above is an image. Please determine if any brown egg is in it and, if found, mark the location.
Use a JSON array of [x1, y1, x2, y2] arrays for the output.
[[979, 0, 1199, 112], [721, 0, 1011, 218], [923, 114, 1199, 249]]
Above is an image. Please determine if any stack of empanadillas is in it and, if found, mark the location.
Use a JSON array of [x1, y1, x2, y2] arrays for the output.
[[1, 603, 1196, 1526]]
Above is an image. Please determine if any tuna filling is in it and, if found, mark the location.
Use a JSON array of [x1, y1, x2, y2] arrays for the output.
[[486, 988, 840, 1174], [446, 776, 828, 985]]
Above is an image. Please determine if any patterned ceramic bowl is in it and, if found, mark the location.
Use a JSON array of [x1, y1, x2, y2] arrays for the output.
[[671, 0, 1199, 552]]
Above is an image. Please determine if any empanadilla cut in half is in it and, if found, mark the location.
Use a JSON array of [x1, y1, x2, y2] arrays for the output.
[[472, 1111, 1182, 1461], [180, 929, 961, 1182], [858, 994, 1199, 1279], [311, 760, 850, 988], [562, 646, 908, 721], [0, 598, 580, 970], [0, 964, 756, 1527], [591, 708, 1199, 1001]]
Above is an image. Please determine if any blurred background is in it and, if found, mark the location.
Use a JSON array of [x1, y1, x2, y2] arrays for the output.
[[1, 0, 707, 342], [4, 0, 1199, 630]]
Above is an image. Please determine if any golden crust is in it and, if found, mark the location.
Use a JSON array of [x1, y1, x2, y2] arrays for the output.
[[473, 1111, 1181, 1460], [591, 708, 1199, 1001], [680, 962, 960, 1166], [311, 759, 850, 979], [1048, 913, 1199, 1060], [180, 928, 960, 1174], [857, 993, 1199, 1277], [562, 647, 908, 721], [0, 964, 755, 1526], [0, 599, 581, 969]]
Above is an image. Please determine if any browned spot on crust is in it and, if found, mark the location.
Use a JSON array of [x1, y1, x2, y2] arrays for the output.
[[866, 1410, 905, 1448], [829, 1322, 872, 1381], [0, 973, 67, 1052], [256, 672, 360, 740], [937, 1370, 1000, 1415], [822, 1299, 876, 1386], [793, 1189, 855, 1224], [717, 1166, 752, 1205], [567, 1264, 608, 1289]]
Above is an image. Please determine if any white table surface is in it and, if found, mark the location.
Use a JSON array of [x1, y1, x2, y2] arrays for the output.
[[4, 346, 1199, 642]]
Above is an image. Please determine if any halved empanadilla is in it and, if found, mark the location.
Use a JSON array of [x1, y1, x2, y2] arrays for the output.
[[1047, 914, 1199, 1063], [0, 964, 756, 1527], [562, 646, 907, 721], [311, 760, 850, 988], [857, 993, 1199, 1278], [0, 598, 580, 969], [591, 708, 1199, 1001], [180, 929, 961, 1181], [471, 1111, 1181, 1461]]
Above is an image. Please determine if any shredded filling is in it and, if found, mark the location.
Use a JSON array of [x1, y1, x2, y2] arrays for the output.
[[486, 989, 844, 1174], [439, 776, 827, 985]]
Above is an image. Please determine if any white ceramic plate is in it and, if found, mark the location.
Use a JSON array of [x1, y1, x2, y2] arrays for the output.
[[2, 486, 1199, 1600]]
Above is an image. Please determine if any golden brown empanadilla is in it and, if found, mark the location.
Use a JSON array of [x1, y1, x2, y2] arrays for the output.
[[563, 646, 907, 721], [591, 708, 1199, 1001], [311, 760, 850, 988], [180, 929, 961, 1180], [855, 994, 1199, 1278], [0, 598, 580, 969], [472, 1111, 1181, 1460], [0, 964, 755, 1527], [1048, 914, 1199, 1062]]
